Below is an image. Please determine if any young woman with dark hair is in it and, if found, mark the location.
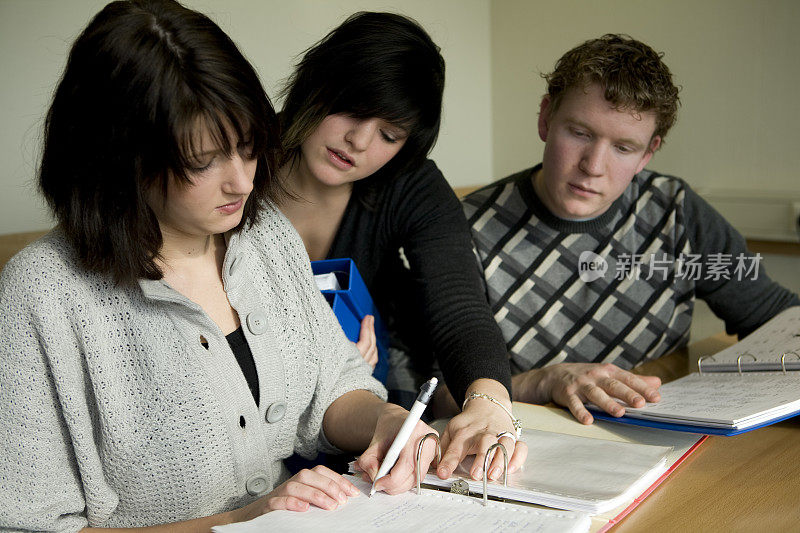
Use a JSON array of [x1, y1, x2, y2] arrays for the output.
[[277, 12, 528, 484], [0, 1, 438, 530]]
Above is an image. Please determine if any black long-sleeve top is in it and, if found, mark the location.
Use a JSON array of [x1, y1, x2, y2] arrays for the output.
[[326, 159, 511, 404]]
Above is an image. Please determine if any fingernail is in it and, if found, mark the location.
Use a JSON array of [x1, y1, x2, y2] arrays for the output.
[[471, 468, 482, 480], [490, 467, 501, 480], [347, 485, 360, 496], [338, 491, 347, 504]]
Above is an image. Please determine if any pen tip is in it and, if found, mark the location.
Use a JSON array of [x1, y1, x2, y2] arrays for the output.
[[368, 487, 376, 498]]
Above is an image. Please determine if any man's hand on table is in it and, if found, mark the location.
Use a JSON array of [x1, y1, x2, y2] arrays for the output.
[[512, 363, 662, 424]]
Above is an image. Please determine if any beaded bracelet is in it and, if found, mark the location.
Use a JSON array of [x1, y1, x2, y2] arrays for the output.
[[462, 392, 523, 440]]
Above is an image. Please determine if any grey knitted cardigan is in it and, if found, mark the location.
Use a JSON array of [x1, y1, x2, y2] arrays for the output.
[[0, 202, 386, 531]]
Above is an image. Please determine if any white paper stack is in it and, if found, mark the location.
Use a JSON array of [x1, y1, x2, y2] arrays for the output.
[[212, 475, 591, 533], [313, 272, 341, 291], [620, 371, 800, 430], [422, 428, 671, 514]]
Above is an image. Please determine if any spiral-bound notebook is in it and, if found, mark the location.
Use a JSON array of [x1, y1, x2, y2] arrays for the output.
[[591, 306, 800, 436]]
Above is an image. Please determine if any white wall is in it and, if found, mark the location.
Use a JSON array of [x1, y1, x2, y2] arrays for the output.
[[491, 0, 800, 185], [4, 0, 800, 239], [0, 0, 492, 234], [490, 0, 800, 240]]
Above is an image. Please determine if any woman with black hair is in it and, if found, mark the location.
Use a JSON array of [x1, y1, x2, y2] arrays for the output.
[[277, 12, 528, 487], [0, 1, 438, 530]]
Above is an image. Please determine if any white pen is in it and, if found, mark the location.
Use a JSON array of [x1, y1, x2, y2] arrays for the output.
[[369, 376, 438, 497]]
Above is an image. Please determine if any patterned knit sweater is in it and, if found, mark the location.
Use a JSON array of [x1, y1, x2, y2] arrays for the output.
[[463, 165, 799, 374], [0, 202, 385, 531]]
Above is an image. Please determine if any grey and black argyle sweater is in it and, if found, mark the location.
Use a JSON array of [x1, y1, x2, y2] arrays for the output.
[[462, 165, 799, 374]]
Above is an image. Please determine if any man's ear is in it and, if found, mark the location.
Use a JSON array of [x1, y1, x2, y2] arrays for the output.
[[636, 135, 662, 174], [538, 96, 553, 143]]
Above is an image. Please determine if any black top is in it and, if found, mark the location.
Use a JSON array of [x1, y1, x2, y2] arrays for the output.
[[226, 327, 259, 406], [327, 159, 511, 404]]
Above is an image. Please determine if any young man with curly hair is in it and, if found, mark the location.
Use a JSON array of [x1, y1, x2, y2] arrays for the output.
[[462, 34, 799, 424]]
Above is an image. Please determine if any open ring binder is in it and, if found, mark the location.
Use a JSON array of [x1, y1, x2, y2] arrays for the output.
[[699, 351, 800, 376], [594, 307, 800, 436], [697, 355, 715, 375], [736, 352, 757, 375], [482, 443, 509, 506], [781, 352, 800, 374], [692, 307, 800, 377], [414, 436, 509, 506], [415, 433, 441, 495], [698, 352, 778, 376]]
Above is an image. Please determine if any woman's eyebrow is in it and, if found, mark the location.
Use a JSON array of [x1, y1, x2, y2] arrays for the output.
[[191, 147, 224, 158]]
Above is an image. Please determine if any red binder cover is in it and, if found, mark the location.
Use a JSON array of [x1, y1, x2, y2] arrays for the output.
[[598, 435, 707, 532]]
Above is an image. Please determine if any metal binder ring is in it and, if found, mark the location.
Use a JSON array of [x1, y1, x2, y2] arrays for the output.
[[415, 433, 441, 495], [781, 352, 800, 374], [736, 352, 757, 375], [697, 355, 716, 375], [482, 442, 508, 507]]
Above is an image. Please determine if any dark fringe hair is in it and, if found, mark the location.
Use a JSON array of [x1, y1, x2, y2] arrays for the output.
[[38, 0, 281, 285], [278, 11, 445, 208]]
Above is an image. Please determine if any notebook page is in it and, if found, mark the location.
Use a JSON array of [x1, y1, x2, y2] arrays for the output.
[[422, 428, 670, 513], [621, 371, 800, 428], [513, 401, 703, 451], [212, 476, 590, 533], [511, 403, 706, 532], [701, 306, 800, 372]]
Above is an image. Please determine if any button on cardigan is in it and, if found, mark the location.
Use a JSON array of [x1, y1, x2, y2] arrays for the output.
[[0, 202, 385, 531]]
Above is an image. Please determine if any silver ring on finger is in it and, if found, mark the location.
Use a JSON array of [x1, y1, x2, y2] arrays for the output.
[[496, 431, 517, 443]]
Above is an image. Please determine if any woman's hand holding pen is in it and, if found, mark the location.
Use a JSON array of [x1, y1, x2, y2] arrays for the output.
[[437, 379, 528, 482], [354, 402, 439, 495], [234, 395, 436, 518]]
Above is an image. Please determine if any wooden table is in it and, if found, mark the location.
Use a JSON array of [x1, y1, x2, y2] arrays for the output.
[[614, 334, 800, 532]]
